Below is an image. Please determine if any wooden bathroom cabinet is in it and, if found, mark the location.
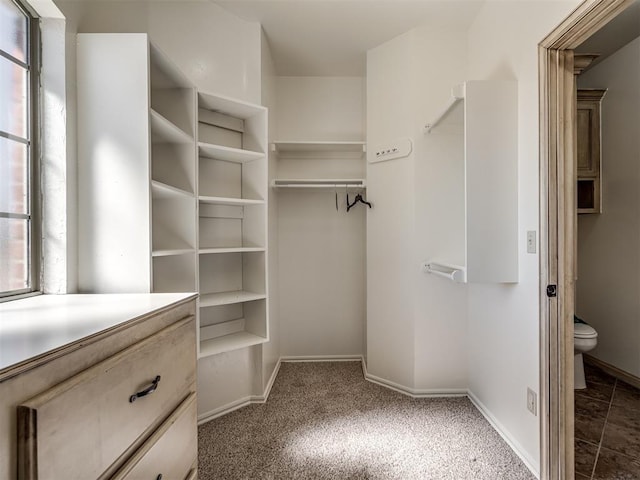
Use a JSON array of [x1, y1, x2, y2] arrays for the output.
[[577, 89, 606, 214]]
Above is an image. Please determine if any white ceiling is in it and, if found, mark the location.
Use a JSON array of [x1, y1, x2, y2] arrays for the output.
[[213, 0, 485, 76]]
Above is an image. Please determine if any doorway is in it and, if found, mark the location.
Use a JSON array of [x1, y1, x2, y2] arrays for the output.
[[539, 0, 635, 478]]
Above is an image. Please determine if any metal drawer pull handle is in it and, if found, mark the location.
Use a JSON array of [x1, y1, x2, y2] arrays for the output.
[[129, 375, 161, 403]]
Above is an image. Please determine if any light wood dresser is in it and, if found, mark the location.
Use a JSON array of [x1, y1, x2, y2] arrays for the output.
[[0, 293, 198, 479]]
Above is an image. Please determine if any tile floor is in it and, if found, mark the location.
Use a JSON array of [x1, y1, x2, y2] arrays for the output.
[[575, 361, 640, 479]]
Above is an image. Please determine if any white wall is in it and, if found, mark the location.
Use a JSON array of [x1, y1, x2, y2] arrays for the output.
[[411, 27, 469, 392], [466, 1, 580, 472], [577, 37, 640, 378], [275, 77, 366, 358], [37, 6, 71, 293], [56, 1, 261, 103], [368, 1, 580, 472], [55, 0, 266, 417], [366, 26, 468, 393], [366, 30, 417, 388]]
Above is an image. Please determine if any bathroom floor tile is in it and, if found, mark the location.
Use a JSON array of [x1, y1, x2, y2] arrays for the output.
[[576, 411, 607, 445], [601, 416, 640, 458], [612, 381, 640, 412], [576, 379, 615, 404], [607, 404, 640, 432], [575, 438, 599, 477], [575, 396, 611, 419], [592, 447, 640, 479]]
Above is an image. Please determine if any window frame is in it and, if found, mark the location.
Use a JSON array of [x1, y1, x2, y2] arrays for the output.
[[0, 0, 41, 301]]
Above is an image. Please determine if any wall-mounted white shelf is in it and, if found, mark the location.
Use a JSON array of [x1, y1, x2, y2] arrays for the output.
[[199, 331, 267, 358], [150, 109, 193, 144], [152, 247, 195, 257], [272, 179, 366, 189], [198, 142, 263, 164], [423, 84, 465, 134], [199, 247, 265, 255], [200, 291, 266, 308], [152, 180, 194, 200], [271, 141, 366, 154], [198, 195, 264, 206]]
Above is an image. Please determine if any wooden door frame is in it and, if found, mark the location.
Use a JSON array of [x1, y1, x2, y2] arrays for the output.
[[539, 0, 632, 478]]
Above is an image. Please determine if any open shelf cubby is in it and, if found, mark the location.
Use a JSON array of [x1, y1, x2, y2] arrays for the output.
[[199, 295, 267, 356], [152, 253, 196, 293]]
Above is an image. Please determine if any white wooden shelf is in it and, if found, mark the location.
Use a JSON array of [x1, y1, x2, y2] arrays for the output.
[[198, 142, 263, 164], [151, 247, 195, 257], [199, 331, 267, 358], [150, 109, 192, 144], [200, 291, 266, 308], [198, 247, 265, 255], [198, 92, 266, 120], [152, 180, 194, 199], [271, 141, 366, 154], [198, 195, 264, 206], [272, 179, 366, 189]]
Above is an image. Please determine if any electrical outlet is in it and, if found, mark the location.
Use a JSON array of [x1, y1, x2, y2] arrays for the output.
[[527, 231, 537, 254], [527, 388, 537, 416]]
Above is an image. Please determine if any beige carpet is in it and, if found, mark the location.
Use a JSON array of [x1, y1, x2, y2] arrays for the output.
[[198, 361, 535, 479]]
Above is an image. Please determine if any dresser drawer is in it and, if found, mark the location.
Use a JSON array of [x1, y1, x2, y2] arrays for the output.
[[112, 392, 197, 480], [17, 315, 196, 480]]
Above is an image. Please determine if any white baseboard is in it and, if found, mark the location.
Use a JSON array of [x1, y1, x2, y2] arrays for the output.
[[253, 358, 282, 403], [585, 354, 640, 389], [467, 391, 539, 479], [197, 395, 254, 425], [361, 359, 467, 398], [280, 354, 363, 362], [198, 358, 282, 425]]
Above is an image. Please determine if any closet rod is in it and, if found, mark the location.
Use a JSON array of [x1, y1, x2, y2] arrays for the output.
[[423, 261, 466, 283], [272, 180, 366, 189]]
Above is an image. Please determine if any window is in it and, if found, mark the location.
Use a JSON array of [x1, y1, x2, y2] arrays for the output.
[[0, 0, 39, 299]]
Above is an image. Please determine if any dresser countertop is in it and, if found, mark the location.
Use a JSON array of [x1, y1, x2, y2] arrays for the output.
[[0, 293, 197, 379]]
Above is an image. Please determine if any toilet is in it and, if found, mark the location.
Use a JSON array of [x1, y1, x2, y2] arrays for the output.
[[574, 315, 598, 389]]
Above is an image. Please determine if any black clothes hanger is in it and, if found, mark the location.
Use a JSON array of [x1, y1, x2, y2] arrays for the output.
[[347, 192, 372, 212]]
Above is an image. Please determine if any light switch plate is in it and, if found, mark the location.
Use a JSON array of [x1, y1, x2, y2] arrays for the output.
[[526, 230, 537, 254], [527, 388, 537, 416]]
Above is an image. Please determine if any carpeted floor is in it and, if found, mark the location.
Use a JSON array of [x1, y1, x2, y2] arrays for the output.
[[198, 361, 535, 479]]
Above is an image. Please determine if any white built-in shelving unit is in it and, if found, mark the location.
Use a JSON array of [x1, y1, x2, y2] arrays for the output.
[[77, 33, 197, 294], [77, 34, 270, 357], [149, 44, 197, 294], [197, 92, 269, 358]]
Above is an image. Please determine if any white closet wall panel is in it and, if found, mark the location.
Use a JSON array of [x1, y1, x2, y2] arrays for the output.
[[278, 191, 366, 356], [275, 76, 366, 358], [77, 34, 151, 293], [276, 77, 365, 141], [464, 81, 518, 283]]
